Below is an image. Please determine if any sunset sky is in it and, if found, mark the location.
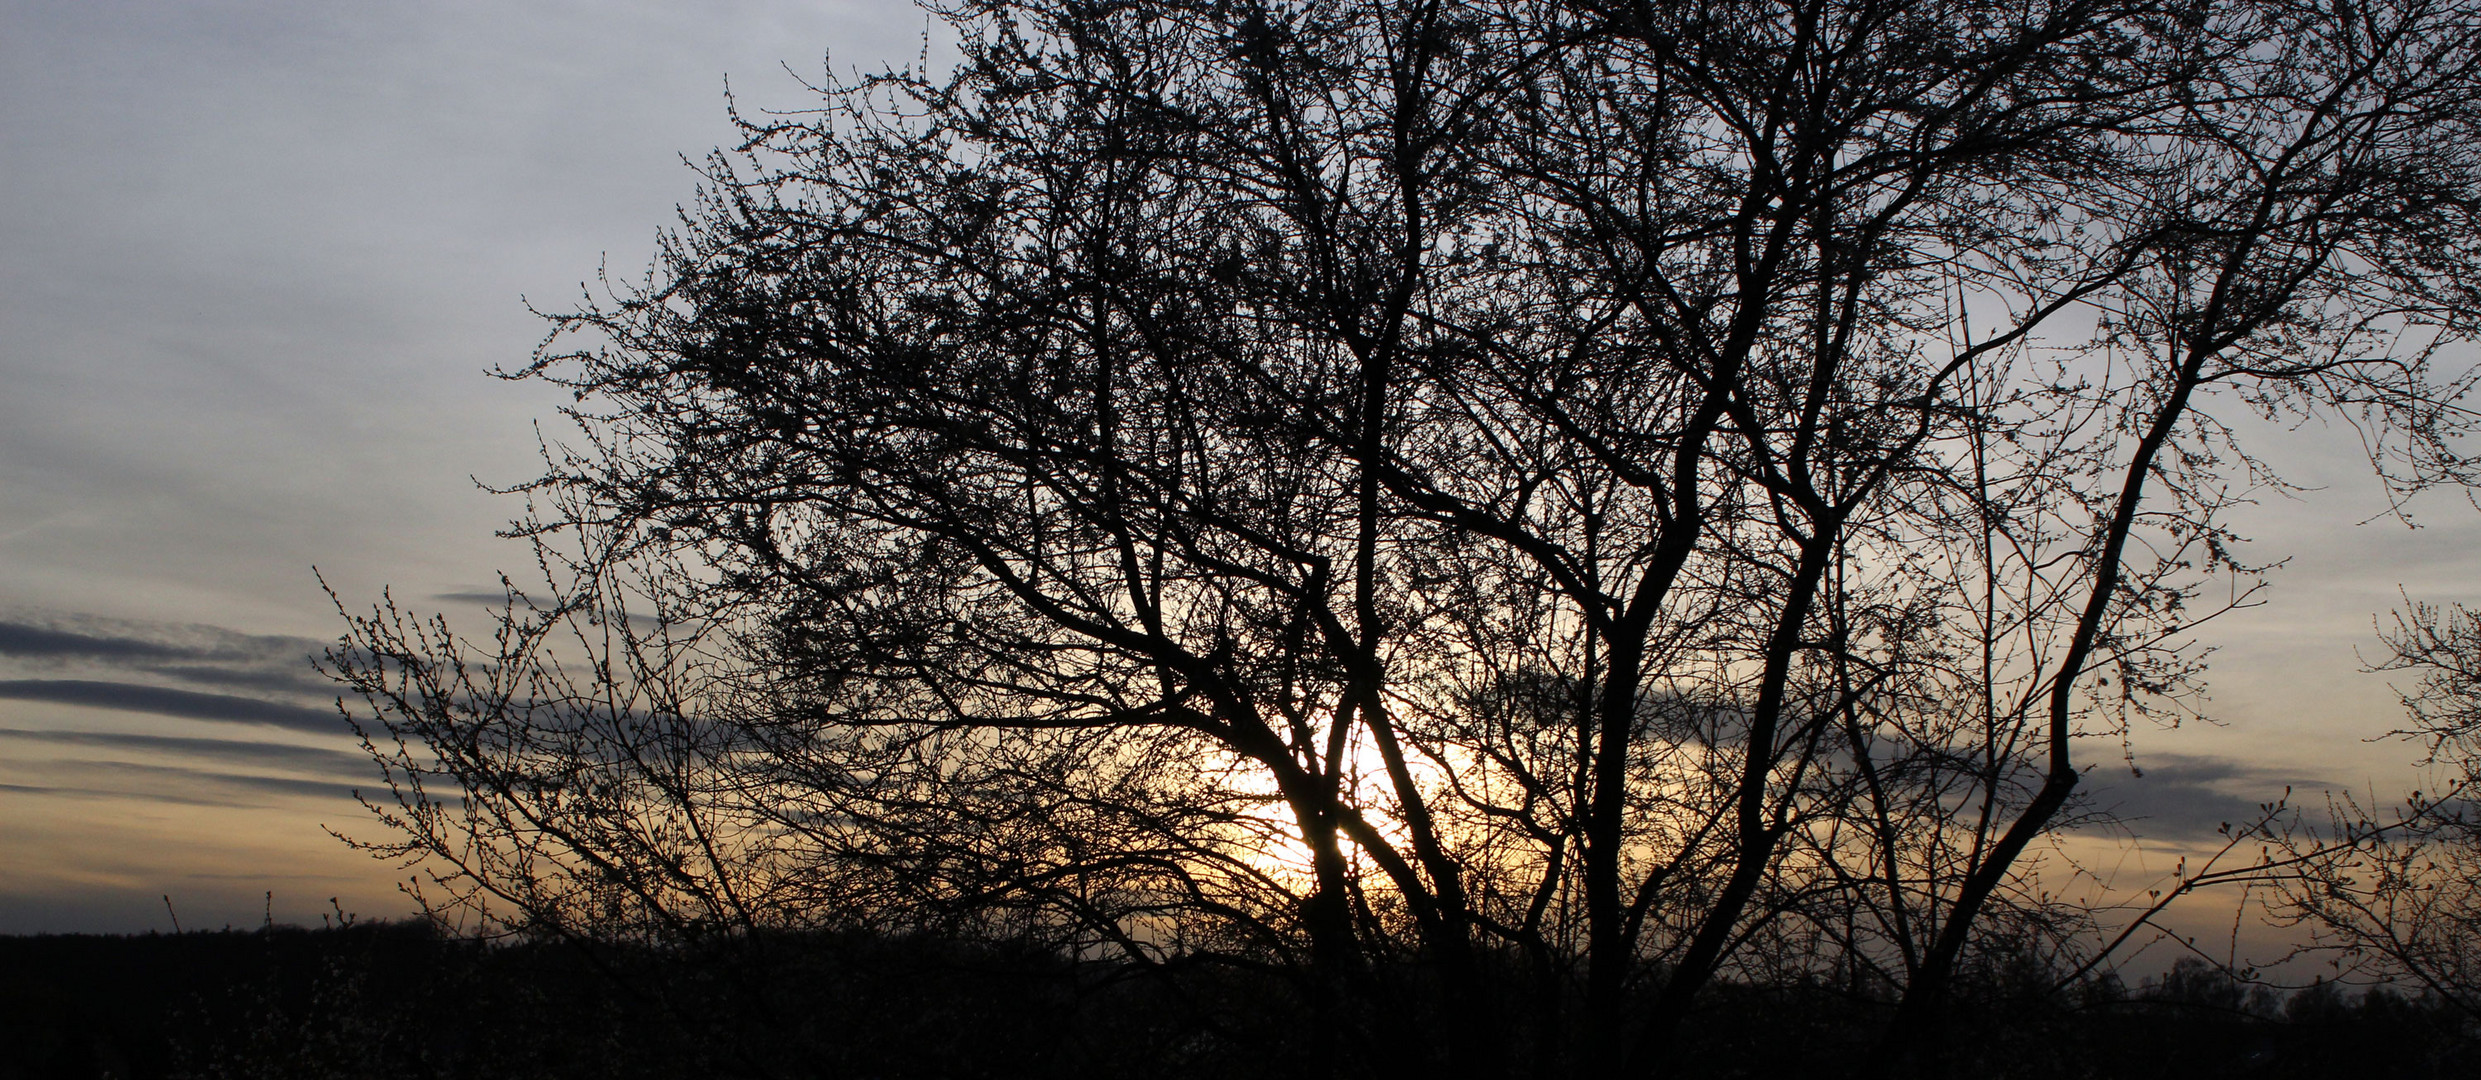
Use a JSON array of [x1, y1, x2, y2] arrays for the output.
[[3, 0, 2476, 943]]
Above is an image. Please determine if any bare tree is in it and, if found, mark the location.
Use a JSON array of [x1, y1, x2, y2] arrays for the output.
[[2264, 599, 2481, 1023], [327, 0, 2481, 1075]]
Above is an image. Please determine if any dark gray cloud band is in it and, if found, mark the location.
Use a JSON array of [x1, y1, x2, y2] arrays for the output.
[[0, 727, 366, 774], [0, 679, 341, 734], [2079, 752, 2333, 842], [0, 617, 321, 664], [0, 620, 195, 661], [431, 589, 516, 606]]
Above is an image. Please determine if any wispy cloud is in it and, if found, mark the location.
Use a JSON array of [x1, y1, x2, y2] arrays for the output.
[[4, 758, 358, 808], [0, 613, 373, 816], [140, 663, 334, 696], [0, 612, 335, 698]]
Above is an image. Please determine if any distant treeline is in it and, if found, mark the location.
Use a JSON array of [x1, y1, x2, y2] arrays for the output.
[[2, 922, 2474, 1080]]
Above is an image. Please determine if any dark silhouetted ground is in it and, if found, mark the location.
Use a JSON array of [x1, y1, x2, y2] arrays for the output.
[[3, 925, 2472, 1079]]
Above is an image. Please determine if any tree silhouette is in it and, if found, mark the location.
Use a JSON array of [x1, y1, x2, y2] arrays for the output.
[[2269, 598, 2481, 1024], [326, 0, 2481, 1075]]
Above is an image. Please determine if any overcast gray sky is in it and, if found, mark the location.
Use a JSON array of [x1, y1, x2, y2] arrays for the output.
[[1, 0, 2475, 939], [0, 0, 935, 932]]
